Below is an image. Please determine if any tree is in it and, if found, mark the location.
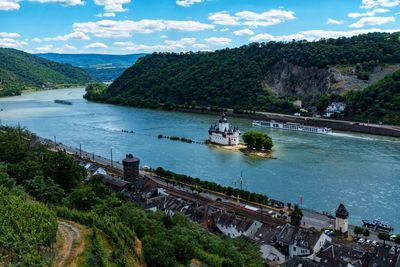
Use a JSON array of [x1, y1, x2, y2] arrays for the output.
[[64, 186, 100, 211], [377, 232, 390, 244], [24, 176, 65, 204], [42, 151, 86, 192], [289, 204, 303, 226], [242, 131, 273, 151], [363, 228, 370, 237], [354, 226, 364, 238]]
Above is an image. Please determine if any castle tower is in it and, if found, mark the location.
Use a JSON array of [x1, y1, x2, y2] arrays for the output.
[[218, 112, 229, 132], [335, 203, 349, 234], [122, 154, 140, 183]]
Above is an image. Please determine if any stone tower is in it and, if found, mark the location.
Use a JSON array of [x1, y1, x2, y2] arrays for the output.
[[335, 203, 349, 234], [122, 154, 140, 183]]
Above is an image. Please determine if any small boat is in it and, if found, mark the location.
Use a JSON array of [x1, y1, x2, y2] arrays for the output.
[[54, 99, 72, 105], [362, 218, 393, 232], [252, 120, 333, 135]]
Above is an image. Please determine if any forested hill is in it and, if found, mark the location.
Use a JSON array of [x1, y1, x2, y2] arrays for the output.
[[0, 48, 94, 96], [345, 68, 400, 124], [96, 32, 400, 112], [37, 53, 146, 82]]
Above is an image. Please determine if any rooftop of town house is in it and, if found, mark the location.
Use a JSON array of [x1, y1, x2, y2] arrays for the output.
[[283, 256, 318, 267], [365, 246, 400, 267], [103, 175, 128, 188], [276, 224, 321, 251], [253, 224, 280, 245], [318, 242, 367, 267], [216, 212, 255, 232]]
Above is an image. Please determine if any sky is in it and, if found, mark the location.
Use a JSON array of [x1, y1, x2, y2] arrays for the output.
[[0, 0, 400, 54]]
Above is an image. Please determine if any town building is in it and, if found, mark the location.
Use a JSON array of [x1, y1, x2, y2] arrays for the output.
[[335, 203, 349, 234], [208, 113, 240, 146], [215, 212, 262, 238], [325, 102, 346, 118], [84, 163, 107, 177]]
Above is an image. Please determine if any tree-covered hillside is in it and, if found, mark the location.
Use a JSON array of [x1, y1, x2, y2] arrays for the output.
[[37, 53, 146, 82], [345, 68, 400, 124], [93, 32, 400, 112], [0, 48, 94, 96]]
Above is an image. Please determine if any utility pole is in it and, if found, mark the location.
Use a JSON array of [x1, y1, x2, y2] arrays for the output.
[[54, 136, 57, 148], [79, 144, 82, 157], [236, 171, 243, 206]]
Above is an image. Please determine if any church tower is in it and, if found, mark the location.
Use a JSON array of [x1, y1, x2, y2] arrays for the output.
[[335, 203, 349, 234]]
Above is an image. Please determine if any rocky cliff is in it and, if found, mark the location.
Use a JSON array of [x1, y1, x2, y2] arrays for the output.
[[264, 60, 400, 99]]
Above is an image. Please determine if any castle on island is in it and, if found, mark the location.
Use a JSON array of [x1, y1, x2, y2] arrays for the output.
[[208, 113, 240, 146]]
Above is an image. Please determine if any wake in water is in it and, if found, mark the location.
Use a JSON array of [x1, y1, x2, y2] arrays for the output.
[[332, 131, 400, 144]]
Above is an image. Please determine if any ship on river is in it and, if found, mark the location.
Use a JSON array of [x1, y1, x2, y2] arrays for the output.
[[252, 120, 333, 135], [362, 218, 393, 232], [54, 99, 72, 105]]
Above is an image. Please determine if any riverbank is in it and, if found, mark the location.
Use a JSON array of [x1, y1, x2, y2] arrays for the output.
[[208, 143, 275, 159], [177, 108, 400, 138]]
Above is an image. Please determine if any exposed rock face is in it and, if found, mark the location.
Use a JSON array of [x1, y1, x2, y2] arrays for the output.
[[265, 60, 400, 99], [264, 60, 343, 99]]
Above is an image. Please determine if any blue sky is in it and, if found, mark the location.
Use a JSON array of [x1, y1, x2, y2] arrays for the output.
[[0, 0, 399, 54]]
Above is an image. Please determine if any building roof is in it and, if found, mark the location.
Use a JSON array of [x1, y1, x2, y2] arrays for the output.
[[216, 212, 255, 233], [284, 256, 318, 267], [123, 154, 140, 163], [318, 242, 366, 267], [103, 175, 128, 188], [276, 224, 320, 251], [253, 224, 280, 245], [336, 203, 349, 219]]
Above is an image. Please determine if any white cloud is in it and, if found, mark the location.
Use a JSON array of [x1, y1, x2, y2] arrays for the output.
[[114, 37, 198, 52], [41, 31, 90, 41], [250, 28, 400, 42], [192, 43, 209, 49], [208, 11, 240, 25], [0, 0, 82, 11], [361, 0, 400, 9], [204, 37, 232, 45], [209, 9, 295, 27], [220, 28, 229, 32], [327, 19, 344, 25], [349, 16, 395, 28], [0, 0, 20, 10], [348, 8, 389, 18], [60, 44, 77, 50], [233, 29, 254, 36], [85, 42, 108, 49], [35, 44, 54, 52], [29, 0, 83, 5], [73, 19, 214, 38], [94, 0, 130, 17], [0, 38, 28, 48], [176, 0, 202, 7], [0, 32, 21, 38]]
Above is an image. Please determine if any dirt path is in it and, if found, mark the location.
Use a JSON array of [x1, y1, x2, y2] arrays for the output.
[[55, 220, 86, 267]]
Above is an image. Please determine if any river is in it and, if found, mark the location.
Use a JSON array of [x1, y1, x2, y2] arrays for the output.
[[0, 88, 399, 231]]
